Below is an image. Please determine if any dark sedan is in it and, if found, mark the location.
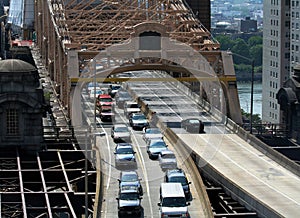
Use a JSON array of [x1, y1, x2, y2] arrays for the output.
[[181, 118, 204, 133]]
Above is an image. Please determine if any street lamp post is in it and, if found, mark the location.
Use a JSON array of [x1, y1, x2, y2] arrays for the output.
[[227, 51, 255, 134]]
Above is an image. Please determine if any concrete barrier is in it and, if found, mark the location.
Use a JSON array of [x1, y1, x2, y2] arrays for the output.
[[163, 125, 214, 218]]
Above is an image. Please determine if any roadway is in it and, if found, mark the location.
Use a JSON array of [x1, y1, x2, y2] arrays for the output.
[[80, 75, 207, 217], [123, 70, 300, 217]]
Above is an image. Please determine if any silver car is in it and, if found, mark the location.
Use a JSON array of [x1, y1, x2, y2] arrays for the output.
[[111, 124, 131, 143], [114, 143, 136, 169], [158, 150, 177, 171], [142, 127, 163, 144], [146, 138, 168, 159]]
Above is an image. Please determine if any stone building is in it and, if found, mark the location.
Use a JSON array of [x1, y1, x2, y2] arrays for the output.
[[277, 64, 300, 143], [0, 59, 45, 151]]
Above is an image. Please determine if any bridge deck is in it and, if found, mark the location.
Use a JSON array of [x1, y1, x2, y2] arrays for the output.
[[178, 133, 300, 217]]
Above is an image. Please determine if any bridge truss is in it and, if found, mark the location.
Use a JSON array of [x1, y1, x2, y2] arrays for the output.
[[49, 0, 219, 51]]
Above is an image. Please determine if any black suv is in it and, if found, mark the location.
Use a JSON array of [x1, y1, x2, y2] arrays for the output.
[[116, 186, 143, 216], [165, 168, 192, 200]]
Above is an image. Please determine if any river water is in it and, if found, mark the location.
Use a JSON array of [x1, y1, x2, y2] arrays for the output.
[[236, 82, 262, 118]]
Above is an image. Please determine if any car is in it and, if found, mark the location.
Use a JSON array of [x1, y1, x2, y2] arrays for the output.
[[115, 90, 132, 108], [165, 168, 192, 200], [116, 185, 142, 216], [89, 88, 103, 102], [158, 183, 190, 217], [118, 171, 143, 196], [98, 105, 115, 122], [86, 82, 100, 94], [158, 150, 177, 172], [124, 101, 141, 118], [99, 82, 112, 94], [129, 113, 149, 130], [142, 127, 163, 143], [111, 124, 131, 143], [114, 143, 136, 169], [108, 84, 121, 97], [181, 118, 205, 133], [96, 94, 113, 108], [146, 138, 168, 159]]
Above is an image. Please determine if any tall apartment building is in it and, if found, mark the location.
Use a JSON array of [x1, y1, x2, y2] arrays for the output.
[[262, 0, 291, 123], [291, 2, 300, 71]]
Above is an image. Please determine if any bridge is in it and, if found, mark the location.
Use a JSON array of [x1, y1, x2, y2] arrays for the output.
[[9, 0, 300, 217]]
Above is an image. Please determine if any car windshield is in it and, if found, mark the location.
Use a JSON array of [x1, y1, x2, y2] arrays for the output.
[[132, 115, 146, 120], [115, 127, 129, 132], [100, 98, 112, 102], [117, 147, 134, 154], [162, 197, 186, 207], [102, 108, 112, 113], [122, 174, 138, 182], [90, 89, 102, 95], [189, 120, 200, 124], [120, 192, 139, 200], [162, 153, 175, 159], [169, 176, 188, 186], [146, 128, 161, 134], [150, 141, 166, 148], [112, 85, 121, 90], [128, 104, 139, 108]]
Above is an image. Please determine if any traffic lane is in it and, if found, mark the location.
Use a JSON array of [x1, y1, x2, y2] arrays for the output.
[[97, 109, 161, 217], [131, 130, 165, 217]]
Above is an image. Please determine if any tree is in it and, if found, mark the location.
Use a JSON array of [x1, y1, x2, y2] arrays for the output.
[[215, 35, 235, 51], [249, 44, 263, 66], [247, 36, 262, 47], [231, 38, 250, 64]]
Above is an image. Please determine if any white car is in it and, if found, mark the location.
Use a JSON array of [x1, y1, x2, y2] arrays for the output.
[[158, 150, 177, 171], [142, 127, 163, 143]]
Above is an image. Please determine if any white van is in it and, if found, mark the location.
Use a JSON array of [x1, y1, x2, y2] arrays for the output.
[[158, 183, 190, 217]]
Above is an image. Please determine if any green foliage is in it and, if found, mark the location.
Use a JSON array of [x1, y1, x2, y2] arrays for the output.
[[248, 36, 262, 47], [215, 35, 235, 50], [234, 63, 252, 74], [249, 44, 262, 66], [215, 35, 263, 68], [231, 39, 250, 64], [241, 109, 262, 124]]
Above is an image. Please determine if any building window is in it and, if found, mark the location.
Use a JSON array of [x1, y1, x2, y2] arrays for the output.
[[7, 109, 19, 136]]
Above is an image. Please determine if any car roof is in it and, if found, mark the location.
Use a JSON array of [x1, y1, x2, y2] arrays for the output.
[[99, 94, 111, 98], [120, 185, 139, 193], [120, 170, 138, 176], [160, 150, 175, 155], [116, 143, 132, 147], [148, 138, 165, 143], [131, 113, 145, 116], [166, 168, 186, 177], [116, 143, 133, 147], [114, 123, 128, 128], [125, 101, 138, 104]]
